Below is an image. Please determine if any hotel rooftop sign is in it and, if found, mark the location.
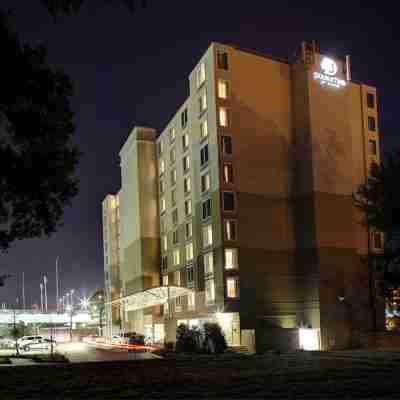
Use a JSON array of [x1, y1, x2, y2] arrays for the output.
[[313, 57, 346, 88]]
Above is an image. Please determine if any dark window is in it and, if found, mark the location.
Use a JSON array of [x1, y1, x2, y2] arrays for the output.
[[172, 209, 178, 225], [223, 192, 235, 211], [368, 116, 376, 131], [202, 199, 212, 220], [373, 232, 382, 249], [173, 230, 179, 244], [370, 162, 379, 175], [200, 144, 209, 166], [222, 136, 232, 155], [181, 108, 188, 129], [187, 265, 194, 283], [369, 140, 377, 155], [161, 255, 168, 273], [367, 93, 375, 109], [217, 51, 229, 70]]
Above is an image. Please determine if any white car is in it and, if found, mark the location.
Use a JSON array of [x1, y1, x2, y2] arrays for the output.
[[17, 335, 55, 352]]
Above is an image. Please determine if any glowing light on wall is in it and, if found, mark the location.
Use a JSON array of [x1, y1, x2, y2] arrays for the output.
[[299, 328, 320, 350], [313, 57, 346, 88]]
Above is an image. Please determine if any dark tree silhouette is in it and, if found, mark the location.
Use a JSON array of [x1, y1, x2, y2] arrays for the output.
[[0, 11, 80, 251]]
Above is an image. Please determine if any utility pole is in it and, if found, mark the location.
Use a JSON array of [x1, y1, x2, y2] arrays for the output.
[[22, 272, 26, 310], [56, 258, 59, 313], [40, 282, 44, 313], [43, 274, 48, 313]]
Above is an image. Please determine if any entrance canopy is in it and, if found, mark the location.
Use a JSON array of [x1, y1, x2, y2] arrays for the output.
[[110, 286, 192, 311]]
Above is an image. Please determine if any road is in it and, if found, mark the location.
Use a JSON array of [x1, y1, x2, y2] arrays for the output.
[[58, 342, 159, 363]]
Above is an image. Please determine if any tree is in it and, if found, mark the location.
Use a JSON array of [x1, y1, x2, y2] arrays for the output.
[[353, 153, 400, 298], [0, 11, 80, 251]]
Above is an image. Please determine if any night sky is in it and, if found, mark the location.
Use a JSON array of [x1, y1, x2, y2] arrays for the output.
[[0, 1, 398, 308]]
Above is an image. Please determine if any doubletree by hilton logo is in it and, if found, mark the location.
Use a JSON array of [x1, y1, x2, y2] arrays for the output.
[[313, 57, 346, 88]]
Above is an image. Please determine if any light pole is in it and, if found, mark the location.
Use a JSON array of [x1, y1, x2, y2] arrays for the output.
[[66, 305, 73, 342], [43, 274, 48, 313], [40, 283, 44, 313]]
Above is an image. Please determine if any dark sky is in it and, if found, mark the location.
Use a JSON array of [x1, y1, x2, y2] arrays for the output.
[[0, 1, 399, 307]]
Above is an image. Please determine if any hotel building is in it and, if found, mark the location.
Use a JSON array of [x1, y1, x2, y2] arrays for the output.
[[102, 41, 384, 351]]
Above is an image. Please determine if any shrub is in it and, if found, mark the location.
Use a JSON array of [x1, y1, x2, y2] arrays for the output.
[[203, 322, 227, 354], [176, 324, 201, 353]]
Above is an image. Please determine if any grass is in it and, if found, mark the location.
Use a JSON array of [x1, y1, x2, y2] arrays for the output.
[[1, 350, 400, 398], [0, 356, 11, 364]]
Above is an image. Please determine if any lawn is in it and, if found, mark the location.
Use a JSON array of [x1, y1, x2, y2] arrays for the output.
[[1, 351, 400, 399]]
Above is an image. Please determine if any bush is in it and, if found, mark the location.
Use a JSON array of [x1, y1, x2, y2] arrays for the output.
[[203, 322, 227, 354], [176, 324, 201, 353]]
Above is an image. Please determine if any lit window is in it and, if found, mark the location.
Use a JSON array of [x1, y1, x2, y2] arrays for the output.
[[185, 199, 192, 216], [175, 296, 182, 311], [171, 189, 177, 205], [187, 292, 195, 310], [185, 221, 193, 239], [199, 89, 207, 114], [217, 51, 228, 70], [170, 147, 176, 164], [223, 192, 235, 211], [202, 199, 212, 220], [161, 255, 168, 272], [183, 155, 190, 172], [197, 62, 206, 87], [204, 252, 214, 275], [225, 220, 237, 241], [373, 232, 383, 249], [218, 80, 228, 99], [222, 136, 232, 155], [157, 140, 164, 156], [219, 107, 228, 127], [159, 180, 165, 194], [223, 164, 234, 184], [202, 224, 213, 248], [225, 248, 238, 270], [160, 218, 166, 233], [159, 159, 165, 175], [367, 93, 375, 108], [186, 242, 194, 262], [169, 127, 176, 142], [368, 116, 376, 131], [173, 249, 180, 266], [174, 270, 181, 286], [184, 176, 191, 193], [369, 140, 377, 156], [200, 119, 208, 139], [171, 168, 177, 185], [200, 144, 209, 166], [226, 277, 239, 298], [172, 209, 178, 225], [187, 265, 194, 284], [160, 196, 166, 214], [162, 275, 168, 286], [181, 109, 188, 129], [201, 173, 211, 193], [205, 279, 215, 304], [162, 235, 168, 252], [182, 133, 189, 150], [172, 230, 179, 245]]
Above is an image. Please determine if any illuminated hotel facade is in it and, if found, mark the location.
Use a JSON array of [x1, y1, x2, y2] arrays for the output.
[[102, 41, 384, 350]]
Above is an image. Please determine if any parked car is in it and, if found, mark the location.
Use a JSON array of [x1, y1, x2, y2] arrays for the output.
[[17, 335, 54, 352], [111, 335, 123, 345], [0, 336, 16, 349]]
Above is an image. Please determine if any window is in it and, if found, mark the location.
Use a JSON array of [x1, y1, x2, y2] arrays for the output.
[[161, 255, 168, 273], [187, 265, 194, 284], [226, 277, 239, 298], [159, 180, 165, 194], [171, 168, 177, 185], [162, 274, 168, 286], [183, 155, 190, 172], [225, 248, 238, 270], [185, 221, 193, 239], [159, 159, 165, 175], [157, 140, 164, 157], [196, 62, 206, 87], [200, 144, 209, 166], [218, 79, 228, 99], [160, 217, 166, 233], [219, 107, 229, 127], [160, 196, 166, 214], [205, 279, 215, 304], [170, 147, 176, 164], [184, 199, 192, 216], [217, 51, 229, 70], [187, 292, 195, 310], [204, 252, 214, 275], [222, 136, 232, 155], [199, 90, 207, 114], [174, 270, 181, 286], [172, 209, 178, 225], [181, 108, 188, 129], [223, 192, 235, 211], [370, 161, 379, 175], [184, 176, 191, 193], [182, 133, 189, 150], [200, 119, 208, 139], [185, 242, 194, 262], [223, 164, 234, 184], [225, 220, 237, 241], [368, 116, 376, 131], [171, 189, 177, 205], [162, 235, 168, 252], [369, 140, 377, 156], [172, 229, 179, 245], [169, 127, 176, 142], [201, 172, 211, 192], [173, 249, 180, 266], [202, 199, 212, 220], [202, 224, 213, 248], [373, 232, 383, 249], [367, 93, 375, 108]]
